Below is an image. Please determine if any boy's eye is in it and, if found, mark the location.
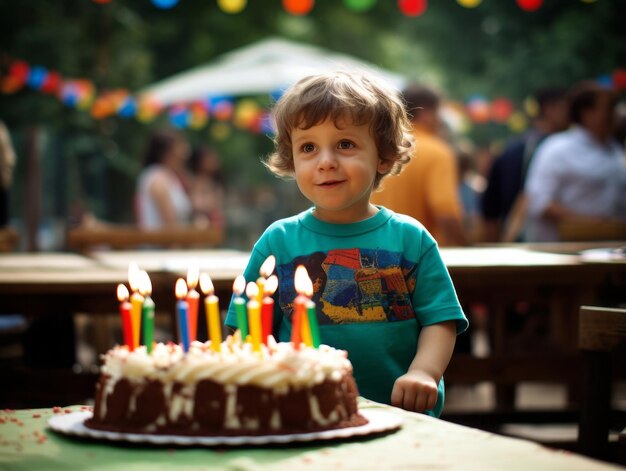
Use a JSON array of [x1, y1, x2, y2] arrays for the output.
[[301, 143, 316, 153], [338, 140, 355, 150]]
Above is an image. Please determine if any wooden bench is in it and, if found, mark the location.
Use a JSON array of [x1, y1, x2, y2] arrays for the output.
[[66, 225, 225, 252], [0, 227, 18, 252], [578, 305, 626, 461]]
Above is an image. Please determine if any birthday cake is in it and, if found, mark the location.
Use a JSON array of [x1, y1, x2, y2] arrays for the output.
[[85, 336, 366, 436]]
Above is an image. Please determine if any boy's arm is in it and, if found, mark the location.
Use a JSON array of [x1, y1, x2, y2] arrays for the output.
[[391, 320, 457, 413]]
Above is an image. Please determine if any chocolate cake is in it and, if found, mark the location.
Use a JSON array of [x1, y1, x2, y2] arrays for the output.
[[85, 337, 367, 436]]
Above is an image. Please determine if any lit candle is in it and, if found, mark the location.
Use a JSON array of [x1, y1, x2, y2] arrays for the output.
[[128, 262, 144, 351], [199, 273, 221, 352], [301, 273, 314, 347], [140, 271, 155, 354], [292, 265, 310, 349], [257, 255, 276, 303], [232, 275, 248, 340], [306, 299, 321, 348], [116, 284, 132, 349], [186, 262, 200, 343], [175, 278, 190, 352], [261, 274, 278, 345], [246, 282, 261, 352]]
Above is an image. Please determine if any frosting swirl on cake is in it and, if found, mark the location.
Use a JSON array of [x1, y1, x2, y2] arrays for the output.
[[101, 336, 351, 391]]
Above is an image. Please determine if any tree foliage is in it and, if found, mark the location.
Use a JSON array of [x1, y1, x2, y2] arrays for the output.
[[0, 0, 623, 245]]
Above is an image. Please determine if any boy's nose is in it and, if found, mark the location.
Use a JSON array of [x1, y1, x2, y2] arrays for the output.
[[317, 149, 338, 170]]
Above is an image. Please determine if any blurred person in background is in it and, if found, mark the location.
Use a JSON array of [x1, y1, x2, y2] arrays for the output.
[[371, 84, 468, 246], [614, 101, 626, 152], [525, 82, 626, 242], [0, 120, 16, 228], [188, 145, 226, 231], [455, 141, 486, 244], [136, 129, 193, 229], [481, 88, 569, 242]]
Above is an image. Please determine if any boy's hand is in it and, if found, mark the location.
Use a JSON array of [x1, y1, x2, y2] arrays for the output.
[[391, 369, 438, 413]]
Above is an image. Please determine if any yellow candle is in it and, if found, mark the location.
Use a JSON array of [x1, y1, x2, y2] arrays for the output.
[[199, 273, 221, 352], [246, 282, 261, 352]]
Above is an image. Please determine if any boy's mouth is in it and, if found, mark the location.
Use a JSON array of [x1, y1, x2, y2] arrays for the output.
[[317, 180, 345, 187]]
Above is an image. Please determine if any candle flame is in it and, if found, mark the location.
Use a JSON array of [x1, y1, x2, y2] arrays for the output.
[[232, 275, 246, 296], [117, 284, 129, 302], [294, 265, 311, 295], [245, 281, 259, 300], [264, 275, 278, 296], [128, 261, 140, 292], [304, 276, 313, 297], [187, 261, 200, 289], [139, 270, 152, 296], [199, 272, 214, 295], [259, 255, 276, 278], [175, 278, 188, 299]]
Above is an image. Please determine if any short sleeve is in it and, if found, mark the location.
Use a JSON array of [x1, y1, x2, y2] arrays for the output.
[[412, 242, 468, 334]]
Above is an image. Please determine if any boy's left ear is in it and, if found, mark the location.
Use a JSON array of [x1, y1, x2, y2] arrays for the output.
[[377, 157, 394, 175]]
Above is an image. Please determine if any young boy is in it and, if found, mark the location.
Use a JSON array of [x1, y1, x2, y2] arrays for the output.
[[225, 71, 468, 417]]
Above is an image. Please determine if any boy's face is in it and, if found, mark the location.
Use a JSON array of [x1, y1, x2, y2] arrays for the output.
[[291, 117, 392, 224]]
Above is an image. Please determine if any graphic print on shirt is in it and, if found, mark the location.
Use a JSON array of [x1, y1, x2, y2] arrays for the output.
[[277, 248, 417, 325]]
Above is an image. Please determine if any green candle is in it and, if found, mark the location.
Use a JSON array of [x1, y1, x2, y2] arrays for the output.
[[139, 270, 155, 354], [232, 275, 249, 341], [234, 297, 248, 340], [306, 299, 320, 348], [142, 295, 155, 354]]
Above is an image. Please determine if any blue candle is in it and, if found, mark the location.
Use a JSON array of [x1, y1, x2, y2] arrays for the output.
[[175, 278, 190, 352], [177, 299, 189, 352]]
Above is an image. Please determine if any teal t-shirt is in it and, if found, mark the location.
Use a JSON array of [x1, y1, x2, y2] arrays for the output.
[[225, 206, 468, 417]]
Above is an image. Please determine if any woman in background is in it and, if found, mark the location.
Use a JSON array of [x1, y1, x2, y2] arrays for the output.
[[188, 145, 226, 230], [136, 129, 192, 229]]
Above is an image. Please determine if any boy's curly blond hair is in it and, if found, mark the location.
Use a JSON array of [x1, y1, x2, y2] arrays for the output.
[[265, 71, 414, 189]]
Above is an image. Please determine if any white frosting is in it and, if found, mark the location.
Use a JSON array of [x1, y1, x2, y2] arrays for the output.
[[101, 337, 352, 390]]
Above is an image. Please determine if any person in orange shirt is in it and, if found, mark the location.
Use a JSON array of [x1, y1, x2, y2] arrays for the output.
[[371, 85, 468, 246]]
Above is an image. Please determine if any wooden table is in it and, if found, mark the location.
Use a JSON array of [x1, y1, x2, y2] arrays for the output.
[[442, 246, 625, 414], [0, 246, 624, 413], [1, 400, 623, 471]]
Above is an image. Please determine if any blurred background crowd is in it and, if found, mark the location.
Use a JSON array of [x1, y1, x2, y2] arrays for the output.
[[1, 0, 625, 251]]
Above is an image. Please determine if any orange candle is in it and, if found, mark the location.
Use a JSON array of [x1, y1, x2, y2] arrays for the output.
[[199, 273, 221, 352], [186, 263, 200, 343], [128, 262, 144, 350], [116, 284, 132, 349], [292, 265, 311, 349], [246, 282, 261, 352], [261, 275, 278, 344]]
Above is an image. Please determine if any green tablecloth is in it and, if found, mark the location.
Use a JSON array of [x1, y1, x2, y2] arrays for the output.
[[0, 399, 621, 471]]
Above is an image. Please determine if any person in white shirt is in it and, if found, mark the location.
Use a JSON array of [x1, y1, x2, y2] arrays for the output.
[[525, 82, 626, 242], [136, 129, 193, 229]]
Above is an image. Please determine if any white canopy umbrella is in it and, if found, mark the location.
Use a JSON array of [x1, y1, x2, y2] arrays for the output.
[[138, 37, 407, 105]]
